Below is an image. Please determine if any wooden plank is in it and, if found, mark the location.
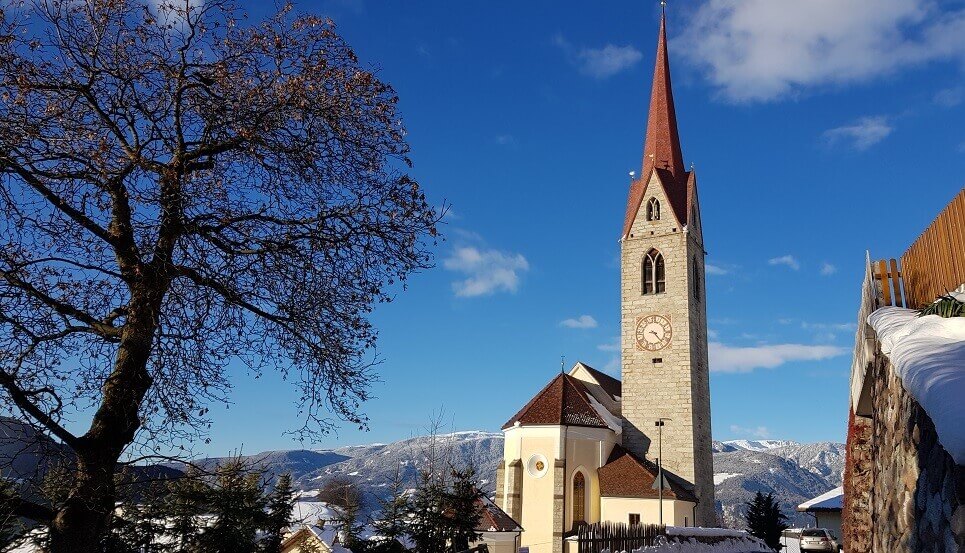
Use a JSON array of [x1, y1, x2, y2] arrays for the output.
[[878, 259, 892, 306]]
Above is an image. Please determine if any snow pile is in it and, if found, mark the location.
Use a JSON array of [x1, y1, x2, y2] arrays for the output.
[[587, 393, 623, 434], [868, 306, 965, 465], [596, 528, 773, 553]]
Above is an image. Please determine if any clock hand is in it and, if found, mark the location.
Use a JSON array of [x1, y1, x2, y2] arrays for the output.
[[649, 330, 660, 338]]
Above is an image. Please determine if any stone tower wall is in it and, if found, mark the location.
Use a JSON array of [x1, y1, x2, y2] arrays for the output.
[[620, 172, 715, 526]]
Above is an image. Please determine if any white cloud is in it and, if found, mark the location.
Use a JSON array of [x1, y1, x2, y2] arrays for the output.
[[560, 315, 598, 329], [934, 87, 963, 108], [823, 116, 893, 151], [553, 34, 642, 79], [768, 255, 800, 270], [677, 0, 965, 102], [443, 246, 529, 298], [709, 342, 847, 373], [820, 262, 838, 276], [705, 264, 728, 275], [495, 134, 518, 147], [708, 328, 720, 340], [597, 338, 620, 352], [729, 425, 771, 439], [800, 321, 857, 332]]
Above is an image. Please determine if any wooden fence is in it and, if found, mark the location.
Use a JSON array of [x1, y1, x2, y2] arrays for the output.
[[900, 187, 965, 308], [574, 522, 666, 553]]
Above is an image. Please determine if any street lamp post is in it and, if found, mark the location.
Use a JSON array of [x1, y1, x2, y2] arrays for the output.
[[654, 418, 672, 526]]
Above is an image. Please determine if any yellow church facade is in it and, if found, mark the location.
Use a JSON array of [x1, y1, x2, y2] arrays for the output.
[[495, 10, 715, 553]]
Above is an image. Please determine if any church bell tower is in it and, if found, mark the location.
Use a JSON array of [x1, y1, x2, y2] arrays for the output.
[[619, 9, 716, 526]]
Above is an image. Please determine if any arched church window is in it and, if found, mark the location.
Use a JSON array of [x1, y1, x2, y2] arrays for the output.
[[572, 471, 586, 524], [693, 257, 701, 302], [646, 197, 661, 221], [643, 249, 666, 294]]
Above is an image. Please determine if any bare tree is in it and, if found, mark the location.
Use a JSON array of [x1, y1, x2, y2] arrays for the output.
[[0, 0, 440, 550]]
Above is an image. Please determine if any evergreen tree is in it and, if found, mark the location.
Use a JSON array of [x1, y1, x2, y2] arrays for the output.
[[745, 491, 788, 550], [370, 464, 410, 553], [162, 468, 211, 551], [261, 473, 295, 553], [406, 471, 447, 553], [191, 460, 268, 553], [444, 466, 484, 553]]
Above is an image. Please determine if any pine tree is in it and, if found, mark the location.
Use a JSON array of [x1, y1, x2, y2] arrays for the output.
[[444, 466, 484, 553], [192, 460, 268, 553], [407, 471, 448, 553], [745, 491, 789, 550], [161, 468, 211, 551], [370, 464, 410, 553], [261, 473, 295, 553]]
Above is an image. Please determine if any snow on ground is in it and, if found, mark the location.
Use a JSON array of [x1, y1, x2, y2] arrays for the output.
[[713, 472, 742, 485], [868, 306, 965, 464]]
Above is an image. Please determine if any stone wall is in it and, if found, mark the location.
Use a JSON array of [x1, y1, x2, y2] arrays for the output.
[[850, 352, 965, 552], [842, 408, 873, 552]]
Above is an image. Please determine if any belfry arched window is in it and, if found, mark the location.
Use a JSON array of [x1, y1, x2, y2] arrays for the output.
[[643, 249, 666, 294], [572, 471, 586, 524], [646, 197, 661, 221]]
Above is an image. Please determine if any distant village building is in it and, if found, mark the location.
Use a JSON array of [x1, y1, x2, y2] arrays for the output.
[[797, 486, 843, 541], [842, 188, 965, 553], [494, 10, 715, 553]]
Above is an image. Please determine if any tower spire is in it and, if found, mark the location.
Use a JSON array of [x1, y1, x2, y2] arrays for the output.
[[641, 8, 684, 180]]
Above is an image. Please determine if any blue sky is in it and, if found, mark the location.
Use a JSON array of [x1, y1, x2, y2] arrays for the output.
[[198, 0, 965, 455]]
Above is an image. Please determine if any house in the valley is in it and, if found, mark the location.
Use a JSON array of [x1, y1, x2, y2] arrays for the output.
[[798, 486, 843, 540], [842, 187, 965, 553]]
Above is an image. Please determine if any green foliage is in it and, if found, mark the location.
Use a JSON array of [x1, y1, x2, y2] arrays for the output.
[[444, 466, 485, 553], [407, 471, 448, 553], [190, 460, 268, 553], [406, 464, 486, 553], [919, 294, 965, 318], [369, 465, 410, 553], [261, 473, 296, 553], [745, 491, 789, 550]]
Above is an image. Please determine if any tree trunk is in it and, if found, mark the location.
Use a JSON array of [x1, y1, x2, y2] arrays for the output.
[[47, 294, 160, 553]]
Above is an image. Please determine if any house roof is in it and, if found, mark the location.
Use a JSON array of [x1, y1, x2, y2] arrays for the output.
[[598, 444, 698, 503], [623, 11, 692, 237], [477, 496, 522, 533], [797, 486, 844, 512], [501, 373, 612, 430]]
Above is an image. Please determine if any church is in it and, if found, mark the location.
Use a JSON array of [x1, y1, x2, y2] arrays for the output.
[[494, 11, 715, 553]]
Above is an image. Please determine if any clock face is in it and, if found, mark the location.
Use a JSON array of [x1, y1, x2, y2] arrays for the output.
[[635, 314, 672, 351]]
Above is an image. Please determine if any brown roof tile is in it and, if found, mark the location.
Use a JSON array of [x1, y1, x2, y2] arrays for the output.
[[502, 373, 610, 430], [476, 496, 522, 533], [598, 444, 698, 503]]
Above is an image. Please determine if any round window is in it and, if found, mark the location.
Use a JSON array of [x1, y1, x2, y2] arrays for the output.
[[527, 454, 549, 478]]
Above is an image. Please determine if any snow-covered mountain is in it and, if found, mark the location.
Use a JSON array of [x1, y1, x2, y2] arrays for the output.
[[2, 419, 842, 530], [193, 432, 843, 528]]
